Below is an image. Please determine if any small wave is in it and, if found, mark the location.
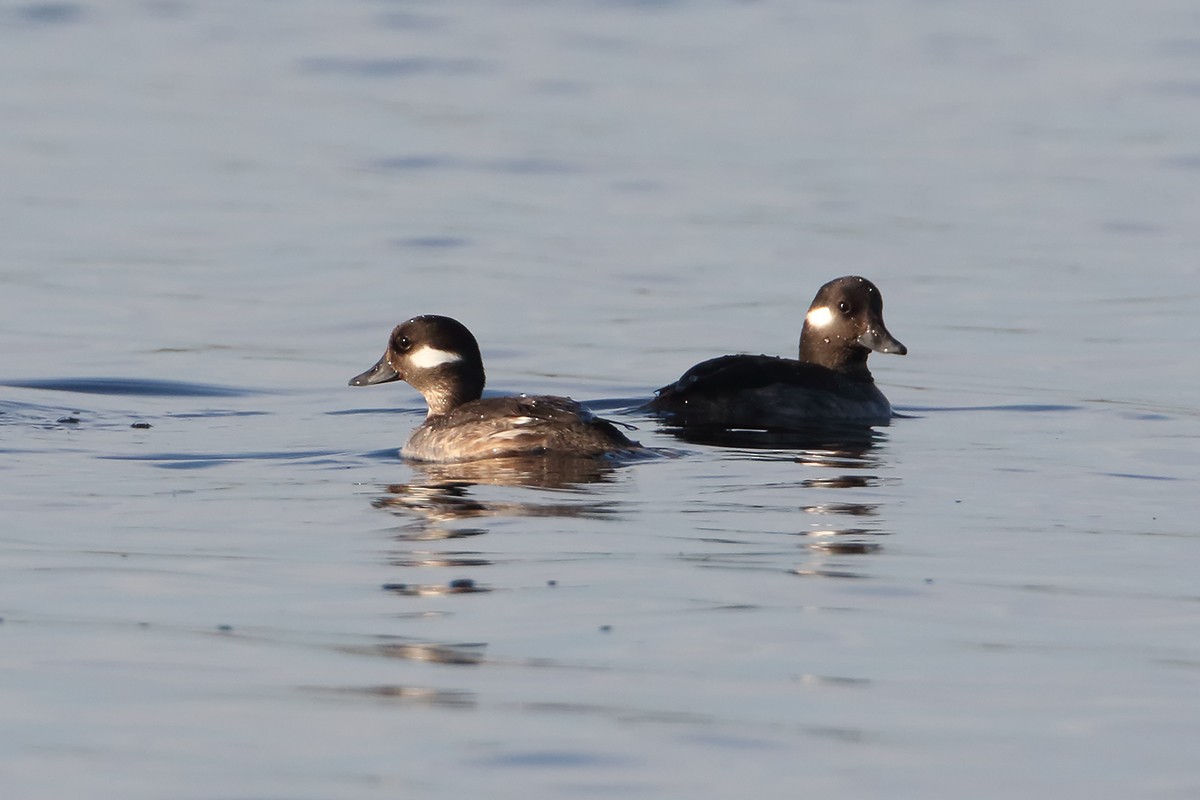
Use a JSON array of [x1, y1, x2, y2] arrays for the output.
[[100, 449, 342, 470], [895, 404, 1081, 414], [1, 377, 261, 398]]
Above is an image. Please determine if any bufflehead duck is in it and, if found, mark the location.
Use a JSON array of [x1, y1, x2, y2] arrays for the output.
[[646, 276, 906, 429], [349, 315, 640, 462]]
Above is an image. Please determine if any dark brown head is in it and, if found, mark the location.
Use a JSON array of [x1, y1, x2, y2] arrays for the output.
[[798, 276, 906, 377], [349, 315, 486, 417]]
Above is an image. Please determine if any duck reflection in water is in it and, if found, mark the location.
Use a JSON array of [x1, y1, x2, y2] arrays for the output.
[[656, 421, 889, 485], [661, 421, 883, 455], [371, 453, 625, 540]]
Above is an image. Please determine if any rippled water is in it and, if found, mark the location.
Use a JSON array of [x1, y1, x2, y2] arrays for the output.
[[3, 1, 1200, 798]]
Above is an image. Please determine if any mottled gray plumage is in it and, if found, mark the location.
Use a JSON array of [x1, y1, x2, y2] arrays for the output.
[[350, 315, 639, 462]]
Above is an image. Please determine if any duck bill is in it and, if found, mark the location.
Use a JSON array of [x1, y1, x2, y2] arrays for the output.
[[857, 325, 907, 356], [349, 353, 402, 386]]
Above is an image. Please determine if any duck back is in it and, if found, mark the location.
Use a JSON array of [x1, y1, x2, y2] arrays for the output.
[[403, 395, 639, 462], [648, 355, 892, 429]]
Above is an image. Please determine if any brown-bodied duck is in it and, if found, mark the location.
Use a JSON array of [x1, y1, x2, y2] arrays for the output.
[[350, 315, 640, 462]]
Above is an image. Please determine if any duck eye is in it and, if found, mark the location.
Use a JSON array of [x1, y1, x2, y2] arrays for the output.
[[838, 301, 852, 315], [393, 335, 412, 352]]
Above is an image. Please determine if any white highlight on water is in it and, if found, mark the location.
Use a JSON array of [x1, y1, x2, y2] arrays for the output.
[[408, 346, 462, 369], [806, 306, 834, 328]]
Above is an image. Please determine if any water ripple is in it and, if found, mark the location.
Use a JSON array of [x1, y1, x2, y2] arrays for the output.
[[101, 450, 341, 469], [298, 56, 486, 78], [1, 377, 261, 397], [368, 154, 580, 175]]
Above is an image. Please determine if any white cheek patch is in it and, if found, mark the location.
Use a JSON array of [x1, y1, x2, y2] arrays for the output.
[[407, 346, 462, 369], [806, 306, 834, 328]]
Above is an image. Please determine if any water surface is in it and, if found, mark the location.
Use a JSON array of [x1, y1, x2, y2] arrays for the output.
[[2, 1, 1199, 798]]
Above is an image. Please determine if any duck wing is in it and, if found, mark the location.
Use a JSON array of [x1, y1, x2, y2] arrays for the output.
[[409, 395, 637, 462], [646, 355, 889, 429], [652, 355, 846, 400]]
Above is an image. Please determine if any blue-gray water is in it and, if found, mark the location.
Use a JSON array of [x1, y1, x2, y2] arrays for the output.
[[3, 1, 1199, 798]]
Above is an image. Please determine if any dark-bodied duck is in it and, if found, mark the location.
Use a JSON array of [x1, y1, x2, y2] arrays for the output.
[[646, 276, 906, 429]]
